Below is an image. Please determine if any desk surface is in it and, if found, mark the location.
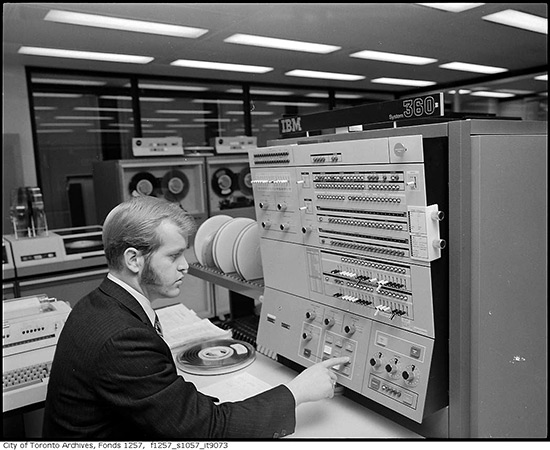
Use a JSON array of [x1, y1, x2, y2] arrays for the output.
[[179, 352, 421, 439]]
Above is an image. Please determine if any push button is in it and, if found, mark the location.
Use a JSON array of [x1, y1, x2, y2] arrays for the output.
[[402, 392, 414, 406]]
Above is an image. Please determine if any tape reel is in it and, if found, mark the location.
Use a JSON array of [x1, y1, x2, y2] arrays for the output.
[[176, 339, 256, 375], [238, 167, 253, 196], [161, 170, 190, 201], [211, 168, 236, 197], [128, 172, 158, 196]]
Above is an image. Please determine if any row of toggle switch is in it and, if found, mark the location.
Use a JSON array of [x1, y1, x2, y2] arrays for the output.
[[340, 257, 408, 274], [313, 175, 366, 182], [328, 240, 407, 257], [315, 183, 366, 190], [327, 217, 404, 230], [254, 151, 290, 158], [348, 195, 401, 203], [331, 293, 408, 320], [315, 183, 402, 191], [315, 194, 404, 204], [251, 179, 289, 184], [253, 159, 291, 165]]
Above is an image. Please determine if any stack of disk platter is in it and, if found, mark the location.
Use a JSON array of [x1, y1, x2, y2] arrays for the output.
[[194, 215, 263, 281]]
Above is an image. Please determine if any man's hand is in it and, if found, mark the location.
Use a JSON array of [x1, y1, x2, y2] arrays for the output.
[[284, 356, 350, 406]]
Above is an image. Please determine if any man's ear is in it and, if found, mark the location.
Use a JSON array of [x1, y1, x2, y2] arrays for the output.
[[123, 247, 143, 274]]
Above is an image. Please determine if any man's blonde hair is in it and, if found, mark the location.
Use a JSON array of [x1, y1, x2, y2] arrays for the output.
[[102, 196, 196, 271]]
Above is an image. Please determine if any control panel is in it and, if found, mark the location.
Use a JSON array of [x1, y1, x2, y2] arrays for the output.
[[251, 134, 449, 423]]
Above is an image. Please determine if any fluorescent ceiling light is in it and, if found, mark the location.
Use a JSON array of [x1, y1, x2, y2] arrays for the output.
[[88, 129, 131, 133], [482, 9, 547, 35], [350, 50, 437, 65], [165, 124, 207, 128], [226, 111, 274, 116], [535, 74, 547, 81], [34, 106, 57, 111], [193, 118, 232, 122], [250, 89, 293, 95], [336, 94, 364, 99], [40, 123, 92, 127], [37, 129, 73, 133], [440, 61, 508, 74], [470, 91, 515, 98], [371, 77, 436, 87], [268, 101, 321, 107], [140, 97, 176, 102], [416, 3, 485, 13], [75, 107, 133, 112], [156, 110, 212, 114], [137, 83, 209, 91], [192, 99, 243, 105], [100, 95, 175, 103], [33, 92, 82, 98], [100, 95, 132, 101], [141, 118, 179, 122], [448, 89, 472, 94], [224, 33, 340, 54], [171, 59, 273, 74], [56, 116, 114, 120], [142, 129, 178, 134], [44, 9, 208, 38], [305, 93, 364, 99], [19, 46, 153, 64], [31, 77, 106, 86], [227, 88, 294, 96], [286, 69, 365, 81]]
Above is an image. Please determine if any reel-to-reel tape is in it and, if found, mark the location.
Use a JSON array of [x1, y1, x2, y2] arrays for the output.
[[93, 158, 207, 225], [176, 338, 256, 376], [206, 156, 255, 219]]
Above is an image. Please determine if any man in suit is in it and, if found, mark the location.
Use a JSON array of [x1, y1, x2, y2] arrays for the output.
[[43, 196, 349, 439]]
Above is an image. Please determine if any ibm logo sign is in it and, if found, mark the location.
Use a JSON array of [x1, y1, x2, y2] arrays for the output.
[[279, 117, 302, 134]]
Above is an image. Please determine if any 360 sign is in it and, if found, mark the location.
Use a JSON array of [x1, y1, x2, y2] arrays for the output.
[[403, 95, 439, 118]]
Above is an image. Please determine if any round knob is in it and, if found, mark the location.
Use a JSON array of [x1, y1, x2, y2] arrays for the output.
[[369, 357, 381, 369], [305, 310, 316, 320], [301, 225, 312, 234], [431, 210, 445, 221], [385, 362, 398, 376], [302, 332, 312, 342], [323, 317, 334, 327], [433, 239, 446, 249], [259, 202, 268, 209], [261, 220, 271, 229], [344, 324, 356, 335], [280, 223, 290, 231], [277, 202, 287, 211], [402, 369, 415, 382], [393, 143, 407, 156]]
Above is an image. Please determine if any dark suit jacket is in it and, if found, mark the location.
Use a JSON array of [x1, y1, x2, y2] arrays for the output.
[[42, 278, 296, 439]]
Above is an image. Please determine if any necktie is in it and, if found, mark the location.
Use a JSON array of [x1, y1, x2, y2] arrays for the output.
[[154, 314, 163, 337]]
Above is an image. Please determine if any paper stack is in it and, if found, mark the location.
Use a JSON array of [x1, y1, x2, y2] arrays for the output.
[[155, 303, 232, 350]]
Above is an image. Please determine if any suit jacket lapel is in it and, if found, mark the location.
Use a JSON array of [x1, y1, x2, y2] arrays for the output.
[[98, 277, 151, 327]]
